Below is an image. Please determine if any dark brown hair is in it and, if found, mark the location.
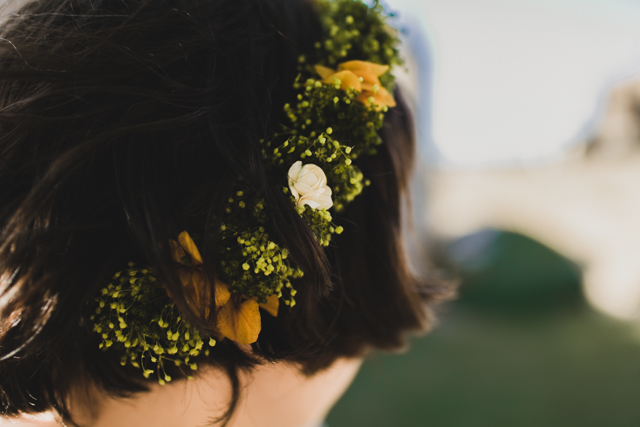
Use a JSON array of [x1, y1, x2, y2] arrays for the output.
[[0, 0, 449, 424]]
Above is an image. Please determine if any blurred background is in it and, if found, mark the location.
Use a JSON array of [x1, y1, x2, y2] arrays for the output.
[[328, 0, 640, 425]]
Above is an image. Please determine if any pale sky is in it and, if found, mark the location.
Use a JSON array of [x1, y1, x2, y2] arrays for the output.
[[390, 0, 640, 167]]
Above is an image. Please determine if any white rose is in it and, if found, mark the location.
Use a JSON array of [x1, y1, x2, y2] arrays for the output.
[[287, 161, 333, 210]]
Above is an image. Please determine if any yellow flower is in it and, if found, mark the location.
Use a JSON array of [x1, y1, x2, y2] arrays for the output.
[[314, 60, 396, 109], [171, 231, 278, 345]]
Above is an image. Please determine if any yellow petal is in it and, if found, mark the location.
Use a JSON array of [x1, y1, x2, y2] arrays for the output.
[[215, 280, 231, 307], [356, 87, 396, 109], [217, 299, 261, 345], [258, 294, 279, 317], [375, 87, 396, 108], [322, 70, 362, 92], [216, 303, 236, 341], [338, 60, 389, 77], [178, 231, 203, 265], [355, 72, 381, 88], [235, 300, 261, 344], [360, 79, 383, 92], [314, 64, 336, 79]]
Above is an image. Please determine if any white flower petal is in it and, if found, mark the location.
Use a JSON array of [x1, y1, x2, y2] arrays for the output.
[[317, 186, 333, 210], [288, 161, 303, 201], [299, 164, 326, 190], [294, 181, 315, 196], [288, 181, 299, 201], [299, 194, 321, 209], [288, 161, 303, 179]]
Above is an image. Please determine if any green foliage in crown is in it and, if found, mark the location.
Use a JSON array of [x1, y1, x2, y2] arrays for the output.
[[91, 263, 215, 384], [216, 189, 302, 305]]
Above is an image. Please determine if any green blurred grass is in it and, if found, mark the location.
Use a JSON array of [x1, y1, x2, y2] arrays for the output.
[[326, 232, 640, 427]]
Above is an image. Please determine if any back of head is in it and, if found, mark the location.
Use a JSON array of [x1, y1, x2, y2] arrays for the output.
[[0, 0, 448, 422]]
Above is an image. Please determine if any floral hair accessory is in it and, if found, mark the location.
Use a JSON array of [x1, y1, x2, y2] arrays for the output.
[[91, 261, 213, 385], [92, 232, 280, 384], [92, 0, 402, 383], [170, 231, 230, 317], [172, 232, 279, 346], [315, 60, 396, 109]]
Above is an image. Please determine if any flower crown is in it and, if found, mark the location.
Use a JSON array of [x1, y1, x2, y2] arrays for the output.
[[91, 0, 403, 384]]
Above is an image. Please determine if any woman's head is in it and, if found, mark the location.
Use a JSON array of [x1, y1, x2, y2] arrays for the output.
[[0, 0, 448, 422]]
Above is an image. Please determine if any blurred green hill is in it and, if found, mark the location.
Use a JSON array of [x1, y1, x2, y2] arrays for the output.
[[327, 232, 640, 427]]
